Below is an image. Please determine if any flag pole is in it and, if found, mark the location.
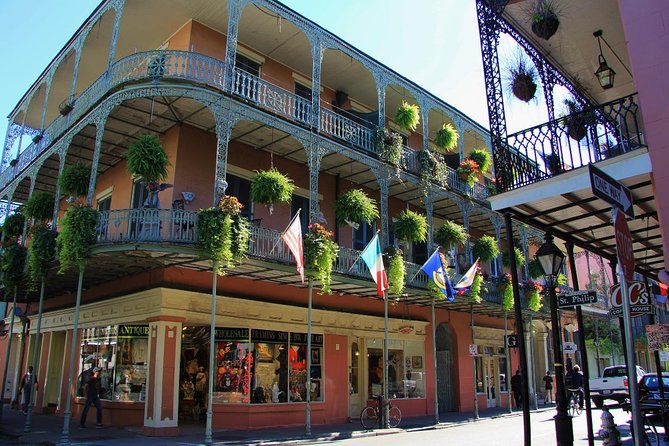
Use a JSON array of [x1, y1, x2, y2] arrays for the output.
[[348, 229, 381, 272], [432, 296, 440, 423], [383, 290, 389, 428], [305, 278, 313, 435], [271, 208, 301, 254]]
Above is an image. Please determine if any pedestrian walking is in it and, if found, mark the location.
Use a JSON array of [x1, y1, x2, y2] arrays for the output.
[[510, 369, 523, 409], [19, 366, 37, 415], [80, 368, 103, 428], [543, 370, 553, 404]]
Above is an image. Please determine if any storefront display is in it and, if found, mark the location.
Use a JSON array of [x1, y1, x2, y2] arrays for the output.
[[366, 338, 425, 399]]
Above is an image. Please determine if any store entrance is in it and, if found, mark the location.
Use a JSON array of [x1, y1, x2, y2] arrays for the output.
[[484, 357, 498, 408], [179, 326, 210, 423], [348, 338, 363, 419]]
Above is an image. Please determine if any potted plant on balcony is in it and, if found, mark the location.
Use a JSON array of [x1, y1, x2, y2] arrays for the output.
[[58, 97, 75, 116], [529, 0, 560, 41], [27, 222, 57, 288], [56, 204, 99, 273], [506, 51, 539, 103], [126, 134, 171, 208], [383, 246, 405, 296], [434, 220, 468, 251], [2, 212, 26, 240], [335, 189, 379, 229], [525, 280, 544, 311], [304, 222, 339, 294], [561, 98, 596, 141], [468, 149, 492, 175], [456, 159, 480, 187], [500, 273, 514, 311], [250, 168, 295, 215], [395, 101, 420, 132], [24, 191, 55, 223], [375, 128, 403, 169], [434, 123, 459, 153], [59, 163, 91, 201], [393, 210, 428, 244], [502, 247, 525, 269], [197, 195, 251, 275], [473, 235, 499, 263]]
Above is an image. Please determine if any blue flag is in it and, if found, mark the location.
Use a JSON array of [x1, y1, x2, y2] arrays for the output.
[[420, 249, 455, 301]]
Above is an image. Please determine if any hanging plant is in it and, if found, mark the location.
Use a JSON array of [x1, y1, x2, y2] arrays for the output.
[[2, 212, 26, 240], [529, 0, 561, 41], [250, 168, 295, 215], [59, 163, 90, 198], [528, 258, 544, 279], [335, 189, 379, 228], [393, 210, 428, 244], [126, 134, 170, 183], [501, 273, 514, 312], [24, 191, 55, 222], [56, 205, 99, 273], [473, 235, 499, 263], [506, 51, 539, 103], [502, 247, 525, 268], [383, 246, 405, 296], [468, 149, 492, 174], [395, 101, 420, 132], [375, 128, 403, 168], [304, 223, 339, 294], [418, 150, 449, 192], [197, 195, 250, 274], [456, 159, 480, 187], [434, 220, 468, 251], [466, 273, 483, 304], [1, 241, 27, 290], [434, 123, 459, 153], [27, 223, 57, 287], [526, 280, 544, 311], [560, 98, 597, 142]]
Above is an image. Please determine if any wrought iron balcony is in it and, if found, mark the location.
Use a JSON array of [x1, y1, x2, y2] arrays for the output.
[[497, 94, 645, 192]]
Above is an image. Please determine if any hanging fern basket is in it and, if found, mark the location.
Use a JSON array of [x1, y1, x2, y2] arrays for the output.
[[126, 135, 170, 184], [59, 163, 91, 199], [393, 210, 428, 244], [434, 220, 468, 251], [25, 191, 55, 222], [434, 123, 459, 152], [532, 16, 560, 40], [250, 168, 295, 215], [335, 189, 379, 228], [473, 235, 499, 263], [56, 205, 99, 273], [512, 73, 538, 102], [395, 101, 420, 132]]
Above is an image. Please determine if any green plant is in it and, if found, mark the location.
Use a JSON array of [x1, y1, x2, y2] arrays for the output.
[[395, 101, 420, 132], [501, 274, 514, 311], [304, 223, 339, 294], [27, 223, 57, 286], [59, 163, 90, 198], [468, 149, 492, 174], [505, 50, 539, 102], [529, 0, 561, 40], [418, 150, 449, 192], [2, 212, 25, 239], [556, 273, 567, 286], [528, 258, 544, 279], [1, 241, 27, 290], [384, 246, 405, 296], [376, 128, 403, 167], [434, 220, 468, 251], [434, 123, 459, 152], [335, 189, 379, 227], [250, 168, 295, 214], [560, 98, 597, 141], [126, 135, 170, 183], [467, 273, 483, 304], [456, 159, 480, 187], [502, 247, 525, 268], [393, 210, 428, 243], [473, 235, 499, 262], [24, 191, 55, 222], [56, 205, 99, 273], [526, 280, 543, 311]]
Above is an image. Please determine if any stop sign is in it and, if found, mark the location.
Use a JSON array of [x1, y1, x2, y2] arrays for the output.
[[614, 210, 634, 282]]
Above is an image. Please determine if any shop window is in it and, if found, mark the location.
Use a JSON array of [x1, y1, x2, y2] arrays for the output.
[[210, 328, 252, 404], [475, 356, 485, 393], [498, 356, 508, 392], [235, 53, 260, 77], [366, 339, 425, 399]]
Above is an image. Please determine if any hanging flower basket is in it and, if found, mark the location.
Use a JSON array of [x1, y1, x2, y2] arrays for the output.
[[468, 149, 492, 174], [473, 235, 499, 263], [456, 159, 479, 187], [393, 210, 428, 244], [335, 189, 379, 228], [561, 99, 596, 142], [528, 258, 544, 279], [395, 101, 420, 132], [532, 16, 560, 40], [304, 223, 339, 294], [2, 212, 26, 240], [530, 0, 560, 40], [250, 168, 295, 215], [526, 280, 544, 311], [434, 220, 468, 251], [434, 123, 459, 153], [502, 247, 525, 268], [500, 274, 514, 311], [1, 241, 27, 290], [467, 273, 483, 304], [27, 222, 57, 287]]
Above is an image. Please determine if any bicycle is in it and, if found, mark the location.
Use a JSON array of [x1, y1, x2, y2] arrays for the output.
[[567, 388, 582, 416], [360, 396, 402, 429], [621, 399, 660, 446]]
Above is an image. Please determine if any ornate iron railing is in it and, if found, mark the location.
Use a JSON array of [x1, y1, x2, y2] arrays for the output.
[[500, 94, 645, 191], [96, 208, 198, 244], [319, 108, 375, 153]]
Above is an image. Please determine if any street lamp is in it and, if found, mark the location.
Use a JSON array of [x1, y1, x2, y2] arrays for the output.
[[536, 233, 573, 446]]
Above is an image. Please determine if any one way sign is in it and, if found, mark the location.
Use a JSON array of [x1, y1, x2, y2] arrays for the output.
[[589, 164, 634, 217]]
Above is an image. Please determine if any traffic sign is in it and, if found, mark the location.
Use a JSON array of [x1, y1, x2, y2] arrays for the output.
[[557, 290, 597, 308], [505, 335, 518, 348], [614, 210, 635, 282], [589, 164, 634, 217]]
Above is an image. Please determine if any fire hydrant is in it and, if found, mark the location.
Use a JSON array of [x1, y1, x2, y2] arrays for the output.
[[598, 407, 622, 446]]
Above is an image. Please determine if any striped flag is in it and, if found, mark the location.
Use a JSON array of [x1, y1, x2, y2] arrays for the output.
[[281, 211, 304, 284], [454, 258, 480, 290], [360, 233, 388, 298]]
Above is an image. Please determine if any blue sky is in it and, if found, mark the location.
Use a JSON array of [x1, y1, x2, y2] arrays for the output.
[[0, 1, 546, 152]]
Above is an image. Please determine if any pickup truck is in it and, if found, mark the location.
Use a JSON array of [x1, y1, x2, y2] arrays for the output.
[[589, 365, 646, 408]]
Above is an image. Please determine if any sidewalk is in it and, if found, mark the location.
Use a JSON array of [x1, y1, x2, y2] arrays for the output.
[[0, 404, 554, 445]]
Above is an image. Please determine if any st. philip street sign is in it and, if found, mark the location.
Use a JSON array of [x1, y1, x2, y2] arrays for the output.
[[589, 164, 634, 217], [608, 281, 652, 318], [557, 290, 598, 309]]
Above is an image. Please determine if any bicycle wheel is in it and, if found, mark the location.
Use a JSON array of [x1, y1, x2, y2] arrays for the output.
[[360, 407, 378, 430], [642, 417, 659, 446], [568, 397, 577, 417], [574, 403, 582, 416], [388, 406, 402, 428]]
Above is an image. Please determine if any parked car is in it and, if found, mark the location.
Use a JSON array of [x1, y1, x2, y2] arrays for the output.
[[589, 365, 646, 408], [638, 372, 669, 400]]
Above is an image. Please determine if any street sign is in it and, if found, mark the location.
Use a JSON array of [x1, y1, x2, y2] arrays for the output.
[[563, 342, 577, 353], [589, 164, 634, 217], [469, 344, 478, 356], [505, 335, 518, 348], [557, 290, 598, 308], [608, 281, 652, 318], [614, 210, 635, 282]]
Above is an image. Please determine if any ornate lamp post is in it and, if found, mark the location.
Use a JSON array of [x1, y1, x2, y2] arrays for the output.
[[536, 233, 573, 446]]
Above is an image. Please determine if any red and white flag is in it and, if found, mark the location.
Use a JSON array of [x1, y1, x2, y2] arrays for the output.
[[281, 211, 304, 283], [360, 233, 388, 298]]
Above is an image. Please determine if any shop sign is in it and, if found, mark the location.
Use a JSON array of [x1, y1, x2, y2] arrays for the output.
[[608, 281, 652, 318], [118, 325, 149, 338], [251, 329, 289, 343], [469, 344, 478, 356], [214, 327, 249, 341], [398, 325, 414, 334], [505, 335, 518, 348], [290, 332, 324, 346], [646, 324, 669, 351]]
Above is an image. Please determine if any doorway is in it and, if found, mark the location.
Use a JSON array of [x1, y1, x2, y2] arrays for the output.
[[484, 357, 498, 408], [436, 323, 456, 412], [348, 338, 363, 419]]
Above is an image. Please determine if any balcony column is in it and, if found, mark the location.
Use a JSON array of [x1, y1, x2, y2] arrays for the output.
[[2, 185, 17, 221], [460, 201, 472, 263], [307, 145, 326, 224], [86, 116, 108, 206], [2, 123, 22, 170], [106, 0, 125, 69], [492, 214, 503, 276], [426, 191, 434, 251], [69, 40, 84, 104], [420, 100, 430, 150], [224, 0, 246, 93], [310, 38, 324, 131], [519, 225, 530, 281], [39, 72, 54, 132], [213, 117, 234, 204], [376, 79, 386, 129], [455, 118, 465, 161], [52, 141, 71, 223]]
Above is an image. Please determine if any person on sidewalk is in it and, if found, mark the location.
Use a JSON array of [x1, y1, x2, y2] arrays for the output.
[[80, 368, 103, 428], [19, 366, 37, 415], [510, 370, 523, 409], [543, 370, 553, 404]]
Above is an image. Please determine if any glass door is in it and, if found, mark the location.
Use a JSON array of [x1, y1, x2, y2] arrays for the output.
[[348, 338, 363, 419], [484, 357, 498, 408]]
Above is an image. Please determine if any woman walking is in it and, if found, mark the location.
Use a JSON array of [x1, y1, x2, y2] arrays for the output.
[[543, 370, 553, 404]]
